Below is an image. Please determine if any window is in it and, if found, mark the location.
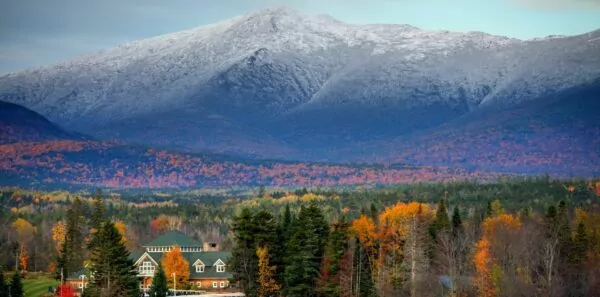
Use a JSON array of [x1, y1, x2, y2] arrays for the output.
[[220, 281, 225, 288], [78, 282, 84, 289], [196, 264, 205, 273], [139, 261, 155, 275], [212, 281, 218, 288], [196, 282, 202, 288], [216, 264, 225, 272]]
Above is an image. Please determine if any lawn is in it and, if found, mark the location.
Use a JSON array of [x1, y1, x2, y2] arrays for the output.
[[23, 278, 59, 297]]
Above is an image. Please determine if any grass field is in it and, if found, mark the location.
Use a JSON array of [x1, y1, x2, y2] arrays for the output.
[[23, 278, 58, 297]]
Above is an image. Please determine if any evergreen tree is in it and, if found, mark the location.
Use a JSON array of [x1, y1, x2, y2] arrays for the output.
[[10, 272, 23, 297], [253, 210, 277, 248], [451, 206, 463, 237], [56, 198, 85, 280], [0, 268, 7, 297], [90, 189, 105, 232], [369, 203, 378, 223], [316, 216, 349, 297], [430, 198, 450, 236], [230, 208, 258, 297], [149, 264, 168, 297], [284, 204, 329, 297], [85, 221, 139, 297], [569, 221, 589, 297]]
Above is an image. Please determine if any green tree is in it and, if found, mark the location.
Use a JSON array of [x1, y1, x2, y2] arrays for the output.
[[353, 238, 377, 297], [284, 204, 329, 297], [230, 208, 258, 297], [149, 264, 168, 297], [85, 221, 139, 297], [0, 268, 7, 297], [56, 198, 85, 280], [10, 272, 23, 297], [451, 206, 463, 237]]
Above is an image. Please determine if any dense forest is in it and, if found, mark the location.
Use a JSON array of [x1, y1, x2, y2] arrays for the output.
[[1, 177, 599, 296]]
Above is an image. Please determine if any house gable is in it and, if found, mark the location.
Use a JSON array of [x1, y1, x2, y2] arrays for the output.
[[133, 252, 158, 266]]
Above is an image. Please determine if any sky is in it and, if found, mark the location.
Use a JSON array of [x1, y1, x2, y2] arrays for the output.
[[1, 0, 599, 74]]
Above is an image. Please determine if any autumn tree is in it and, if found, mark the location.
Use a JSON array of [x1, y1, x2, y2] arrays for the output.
[[11, 218, 35, 271], [149, 264, 168, 297], [257, 246, 280, 297], [161, 246, 190, 289], [51, 221, 67, 253], [316, 216, 349, 297]]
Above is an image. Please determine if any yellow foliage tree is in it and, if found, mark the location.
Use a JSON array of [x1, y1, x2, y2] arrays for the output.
[[256, 246, 280, 297], [12, 218, 35, 271], [114, 220, 128, 245], [162, 245, 190, 288], [52, 220, 67, 253]]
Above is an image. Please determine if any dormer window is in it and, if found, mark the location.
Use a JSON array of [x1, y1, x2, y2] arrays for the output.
[[196, 264, 205, 273], [216, 264, 225, 273]]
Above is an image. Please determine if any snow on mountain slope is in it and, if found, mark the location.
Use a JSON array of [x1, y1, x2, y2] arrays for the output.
[[0, 7, 599, 160]]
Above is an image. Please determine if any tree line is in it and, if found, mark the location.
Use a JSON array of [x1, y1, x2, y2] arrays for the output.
[[229, 197, 600, 297]]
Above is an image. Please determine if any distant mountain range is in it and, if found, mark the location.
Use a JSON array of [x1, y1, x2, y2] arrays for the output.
[[0, 7, 599, 184], [0, 100, 509, 189]]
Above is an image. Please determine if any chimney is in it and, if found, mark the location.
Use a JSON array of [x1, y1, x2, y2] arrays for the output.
[[203, 242, 219, 252]]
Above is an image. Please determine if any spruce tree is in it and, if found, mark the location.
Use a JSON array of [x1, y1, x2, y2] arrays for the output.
[[10, 272, 23, 297], [451, 206, 463, 237], [230, 208, 258, 297], [85, 221, 139, 297], [149, 264, 168, 297], [57, 198, 85, 280], [284, 204, 329, 297], [0, 268, 7, 297]]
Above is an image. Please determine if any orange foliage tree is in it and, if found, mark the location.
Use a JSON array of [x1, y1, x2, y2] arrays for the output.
[[473, 214, 522, 297], [12, 218, 36, 271], [161, 245, 190, 288]]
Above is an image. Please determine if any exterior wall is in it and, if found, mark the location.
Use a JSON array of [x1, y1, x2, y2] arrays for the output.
[[138, 277, 231, 291], [64, 280, 88, 296], [189, 279, 231, 291]]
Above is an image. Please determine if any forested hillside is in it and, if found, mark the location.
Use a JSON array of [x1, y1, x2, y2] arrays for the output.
[[1, 178, 599, 296]]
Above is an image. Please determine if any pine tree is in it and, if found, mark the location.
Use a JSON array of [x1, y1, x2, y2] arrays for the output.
[[57, 198, 85, 280], [85, 221, 139, 297], [10, 272, 23, 297], [0, 268, 7, 297], [149, 264, 168, 297], [230, 208, 259, 297], [569, 221, 589, 297], [451, 206, 463, 237], [90, 189, 106, 232], [284, 204, 329, 297]]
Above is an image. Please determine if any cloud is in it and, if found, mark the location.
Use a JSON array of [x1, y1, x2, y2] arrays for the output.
[[513, 0, 600, 10]]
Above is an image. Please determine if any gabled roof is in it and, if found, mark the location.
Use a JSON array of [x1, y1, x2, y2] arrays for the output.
[[142, 230, 202, 247]]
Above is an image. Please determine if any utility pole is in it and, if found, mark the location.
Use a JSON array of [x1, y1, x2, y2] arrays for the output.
[[80, 275, 86, 295]]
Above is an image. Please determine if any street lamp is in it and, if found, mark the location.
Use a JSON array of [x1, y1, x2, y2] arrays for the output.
[[79, 275, 86, 295], [172, 273, 176, 296]]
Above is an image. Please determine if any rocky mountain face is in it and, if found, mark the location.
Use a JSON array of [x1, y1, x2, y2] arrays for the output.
[[0, 7, 599, 175]]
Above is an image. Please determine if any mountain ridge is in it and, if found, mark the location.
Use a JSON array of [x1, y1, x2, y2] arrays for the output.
[[0, 7, 598, 176]]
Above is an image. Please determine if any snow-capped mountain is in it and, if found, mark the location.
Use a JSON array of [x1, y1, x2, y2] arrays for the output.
[[1, 7, 599, 164]]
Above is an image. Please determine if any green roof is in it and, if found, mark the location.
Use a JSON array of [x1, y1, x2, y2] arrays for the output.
[[142, 230, 202, 247], [142, 251, 232, 280]]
